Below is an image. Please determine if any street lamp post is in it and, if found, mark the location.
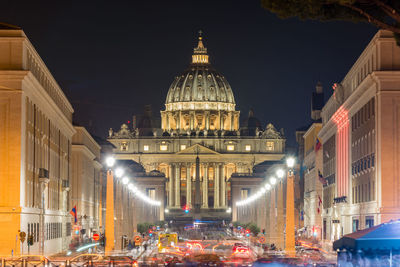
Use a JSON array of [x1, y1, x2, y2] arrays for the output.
[[284, 157, 296, 257], [105, 157, 119, 253]]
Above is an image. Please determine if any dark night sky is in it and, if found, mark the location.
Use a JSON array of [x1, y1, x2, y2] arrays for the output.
[[1, 0, 377, 146]]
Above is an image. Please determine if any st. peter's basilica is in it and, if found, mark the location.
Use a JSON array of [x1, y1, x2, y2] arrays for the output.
[[107, 33, 286, 221]]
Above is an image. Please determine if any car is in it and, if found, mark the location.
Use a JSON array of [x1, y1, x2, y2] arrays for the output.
[[232, 245, 251, 257]]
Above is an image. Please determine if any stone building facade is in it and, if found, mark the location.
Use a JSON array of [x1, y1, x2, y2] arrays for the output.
[[0, 24, 74, 255], [319, 30, 400, 241], [233, 162, 302, 251], [302, 82, 324, 240], [71, 126, 102, 242], [107, 34, 286, 221]]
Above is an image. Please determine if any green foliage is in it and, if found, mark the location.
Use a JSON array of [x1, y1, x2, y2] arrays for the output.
[[261, 0, 400, 40], [137, 222, 152, 234], [245, 222, 261, 236]]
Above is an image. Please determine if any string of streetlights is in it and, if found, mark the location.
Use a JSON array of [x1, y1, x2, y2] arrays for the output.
[[236, 157, 295, 207], [106, 157, 161, 206]]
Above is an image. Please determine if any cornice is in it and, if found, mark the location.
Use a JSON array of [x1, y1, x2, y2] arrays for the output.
[[72, 145, 96, 160]]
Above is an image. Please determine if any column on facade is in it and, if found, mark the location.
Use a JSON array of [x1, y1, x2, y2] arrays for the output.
[[220, 112, 224, 130], [230, 112, 234, 131], [205, 111, 210, 130], [214, 163, 220, 208], [333, 107, 349, 198], [178, 111, 182, 131], [175, 163, 181, 208], [202, 163, 208, 208], [166, 112, 170, 131], [190, 112, 194, 130], [168, 164, 174, 208], [221, 164, 226, 207], [186, 163, 192, 208]]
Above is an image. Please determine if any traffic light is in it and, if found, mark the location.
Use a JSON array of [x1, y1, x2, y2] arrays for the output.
[[183, 205, 190, 213], [245, 229, 250, 237]]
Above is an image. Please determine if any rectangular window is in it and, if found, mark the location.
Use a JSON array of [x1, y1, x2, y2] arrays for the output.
[[245, 145, 251, 151], [352, 219, 359, 232], [227, 145, 235, 151], [160, 145, 168, 151], [366, 217, 374, 228], [66, 222, 71, 237], [147, 188, 156, 200], [143, 145, 149, 151], [180, 145, 187, 150], [266, 141, 274, 151], [240, 189, 250, 200]]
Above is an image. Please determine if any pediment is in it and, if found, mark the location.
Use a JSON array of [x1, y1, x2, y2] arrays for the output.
[[176, 143, 220, 155]]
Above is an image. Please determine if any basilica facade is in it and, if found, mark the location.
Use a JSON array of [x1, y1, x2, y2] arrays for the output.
[[107, 34, 286, 220]]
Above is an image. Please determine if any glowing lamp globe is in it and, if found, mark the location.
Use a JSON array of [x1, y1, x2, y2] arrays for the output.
[[115, 168, 124, 178], [264, 183, 271, 190], [122, 177, 129, 185], [106, 157, 115, 168], [286, 157, 295, 168], [276, 169, 285, 178]]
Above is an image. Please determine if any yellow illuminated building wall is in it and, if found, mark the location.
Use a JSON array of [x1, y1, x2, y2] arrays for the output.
[[0, 24, 75, 255]]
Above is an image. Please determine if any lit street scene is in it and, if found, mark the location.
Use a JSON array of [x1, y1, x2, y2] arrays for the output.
[[1, 0, 400, 266]]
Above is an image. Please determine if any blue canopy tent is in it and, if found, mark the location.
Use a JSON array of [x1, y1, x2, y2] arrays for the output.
[[333, 220, 400, 266]]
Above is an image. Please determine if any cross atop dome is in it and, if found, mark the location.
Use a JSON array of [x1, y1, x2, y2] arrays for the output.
[[192, 30, 209, 64]]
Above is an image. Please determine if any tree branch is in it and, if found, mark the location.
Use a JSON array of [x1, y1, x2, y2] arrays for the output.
[[341, 3, 400, 33], [369, 0, 400, 23]]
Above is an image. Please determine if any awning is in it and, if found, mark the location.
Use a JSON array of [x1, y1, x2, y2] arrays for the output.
[[333, 220, 400, 251]]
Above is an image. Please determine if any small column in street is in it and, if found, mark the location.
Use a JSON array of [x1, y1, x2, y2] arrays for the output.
[[105, 170, 115, 253], [285, 170, 296, 257], [175, 163, 181, 208]]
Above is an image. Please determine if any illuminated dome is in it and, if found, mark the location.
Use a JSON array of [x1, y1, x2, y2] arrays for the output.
[[165, 33, 236, 112], [161, 32, 240, 133]]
